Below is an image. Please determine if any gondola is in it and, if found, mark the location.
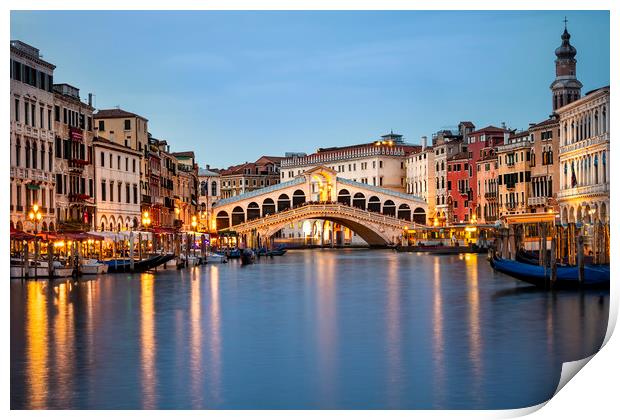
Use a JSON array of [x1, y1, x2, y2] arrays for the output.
[[104, 254, 176, 273], [241, 249, 255, 265], [490, 256, 609, 289]]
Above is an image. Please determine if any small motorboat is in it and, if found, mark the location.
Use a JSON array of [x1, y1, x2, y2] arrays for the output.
[[490, 256, 609, 289], [52, 261, 74, 278], [81, 259, 108, 275], [206, 251, 227, 264]]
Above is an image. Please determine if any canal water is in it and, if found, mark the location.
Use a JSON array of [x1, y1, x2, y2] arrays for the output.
[[11, 249, 608, 410]]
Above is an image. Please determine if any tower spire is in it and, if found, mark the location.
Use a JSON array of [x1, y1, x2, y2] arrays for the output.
[[550, 20, 582, 112]]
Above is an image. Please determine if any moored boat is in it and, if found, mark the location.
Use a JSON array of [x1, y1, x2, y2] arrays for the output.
[[81, 259, 108, 275], [490, 256, 609, 289], [206, 251, 227, 263], [241, 249, 255, 265]]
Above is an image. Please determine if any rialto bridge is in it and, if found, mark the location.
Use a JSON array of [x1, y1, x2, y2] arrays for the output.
[[210, 166, 428, 247]]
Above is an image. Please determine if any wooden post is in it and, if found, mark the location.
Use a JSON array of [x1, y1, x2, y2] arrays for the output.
[[22, 240, 28, 279], [138, 232, 143, 261], [577, 235, 585, 286], [47, 241, 54, 279], [550, 237, 557, 289], [129, 231, 135, 272], [541, 223, 547, 268], [34, 239, 39, 280]]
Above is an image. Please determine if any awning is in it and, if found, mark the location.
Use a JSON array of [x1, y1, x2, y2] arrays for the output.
[[501, 213, 558, 225], [10, 228, 35, 241], [26, 184, 40, 190]]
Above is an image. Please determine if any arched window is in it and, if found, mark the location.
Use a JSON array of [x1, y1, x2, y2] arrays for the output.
[[211, 181, 217, 196], [32, 141, 37, 169], [25, 141, 31, 168], [15, 139, 20, 167]]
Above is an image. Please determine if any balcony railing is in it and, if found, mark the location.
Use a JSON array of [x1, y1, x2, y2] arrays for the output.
[[527, 196, 548, 206], [10, 167, 53, 182], [557, 183, 609, 199], [559, 133, 609, 155]]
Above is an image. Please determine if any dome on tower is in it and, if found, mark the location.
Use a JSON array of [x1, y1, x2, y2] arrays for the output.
[[555, 28, 577, 59]]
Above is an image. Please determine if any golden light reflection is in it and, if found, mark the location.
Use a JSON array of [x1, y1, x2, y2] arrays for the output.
[[25, 281, 49, 409], [315, 251, 337, 404], [140, 273, 156, 409], [207, 265, 222, 405], [53, 281, 75, 405], [465, 254, 482, 399], [190, 269, 203, 407], [432, 257, 445, 406], [386, 253, 402, 406]]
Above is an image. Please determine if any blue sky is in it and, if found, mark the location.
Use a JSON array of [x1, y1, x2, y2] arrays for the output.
[[11, 10, 609, 168]]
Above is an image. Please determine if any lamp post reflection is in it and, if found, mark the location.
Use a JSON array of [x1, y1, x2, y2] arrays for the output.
[[25, 281, 49, 409], [465, 254, 482, 404], [385, 254, 403, 407], [207, 265, 222, 405], [140, 274, 156, 409], [432, 257, 445, 408], [52, 281, 75, 406], [189, 269, 203, 407]]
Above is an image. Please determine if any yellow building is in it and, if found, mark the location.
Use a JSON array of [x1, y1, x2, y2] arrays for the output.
[[496, 130, 533, 217]]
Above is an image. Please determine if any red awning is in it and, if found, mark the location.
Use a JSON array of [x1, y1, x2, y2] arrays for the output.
[[10, 228, 35, 241]]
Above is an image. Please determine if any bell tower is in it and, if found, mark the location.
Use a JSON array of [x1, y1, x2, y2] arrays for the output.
[[550, 18, 583, 112]]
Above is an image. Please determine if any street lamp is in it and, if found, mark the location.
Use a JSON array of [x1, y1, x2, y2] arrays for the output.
[[28, 204, 42, 233], [191, 215, 198, 258], [142, 211, 151, 230]]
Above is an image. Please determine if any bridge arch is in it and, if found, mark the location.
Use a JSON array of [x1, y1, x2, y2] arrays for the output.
[[352, 192, 366, 210], [398, 204, 411, 221], [232, 206, 245, 225], [216, 211, 230, 230], [247, 202, 260, 220], [262, 198, 276, 216], [292, 189, 306, 207], [383, 200, 396, 217], [368, 196, 380, 213], [337, 189, 351, 206], [413, 207, 426, 224], [277, 194, 291, 212]]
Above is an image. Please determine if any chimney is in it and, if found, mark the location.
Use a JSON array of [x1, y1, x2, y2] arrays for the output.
[[88, 93, 93, 106], [421, 136, 428, 150]]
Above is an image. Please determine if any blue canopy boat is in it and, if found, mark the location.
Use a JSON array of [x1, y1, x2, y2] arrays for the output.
[[490, 257, 609, 289]]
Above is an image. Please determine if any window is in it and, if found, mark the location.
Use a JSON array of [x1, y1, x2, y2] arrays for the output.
[[15, 140, 21, 166], [14, 99, 19, 121], [124, 119, 131, 130], [126, 184, 130, 203], [100, 152, 105, 166], [98, 120, 105, 131], [110, 182, 114, 201], [109, 153, 112, 168], [63, 107, 67, 124], [133, 184, 138, 204], [101, 181, 107, 201], [40, 107, 44, 128], [24, 102, 29, 125], [47, 109, 51, 130], [117, 156, 121, 170]]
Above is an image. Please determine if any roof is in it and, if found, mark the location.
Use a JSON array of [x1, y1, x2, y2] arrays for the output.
[[508, 130, 530, 139], [172, 151, 195, 159], [447, 152, 468, 162], [257, 156, 284, 163], [528, 118, 559, 130], [198, 168, 220, 177], [468, 125, 507, 136], [459, 121, 475, 128], [94, 108, 148, 121]]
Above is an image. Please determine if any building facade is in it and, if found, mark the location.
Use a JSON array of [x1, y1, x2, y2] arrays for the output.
[[476, 148, 500, 223], [497, 130, 533, 217], [173, 151, 199, 231], [446, 152, 471, 223], [405, 137, 435, 223], [198, 165, 221, 232], [557, 86, 610, 224], [220, 156, 283, 199], [93, 137, 142, 231], [280, 133, 418, 192], [431, 123, 473, 225], [10, 40, 57, 233], [52, 83, 96, 232], [527, 118, 560, 213]]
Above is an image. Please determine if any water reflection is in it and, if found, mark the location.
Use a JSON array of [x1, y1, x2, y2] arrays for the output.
[[140, 274, 156, 409], [385, 253, 402, 407], [11, 250, 609, 409], [432, 257, 445, 408], [25, 281, 49, 409], [464, 254, 482, 405]]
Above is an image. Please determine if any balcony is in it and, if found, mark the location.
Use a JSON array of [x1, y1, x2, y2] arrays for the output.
[[10, 167, 53, 183], [557, 183, 609, 199], [69, 158, 89, 171], [527, 196, 548, 206], [484, 192, 497, 201], [68, 193, 93, 203], [559, 133, 609, 155]]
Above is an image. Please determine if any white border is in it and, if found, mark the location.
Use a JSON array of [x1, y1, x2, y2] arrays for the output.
[[3, 1, 616, 419]]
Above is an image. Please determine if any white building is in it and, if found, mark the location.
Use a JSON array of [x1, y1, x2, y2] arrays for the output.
[[557, 86, 610, 225], [278, 132, 421, 245], [93, 137, 142, 231], [405, 136, 434, 222], [198, 165, 221, 232], [10, 40, 57, 233]]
